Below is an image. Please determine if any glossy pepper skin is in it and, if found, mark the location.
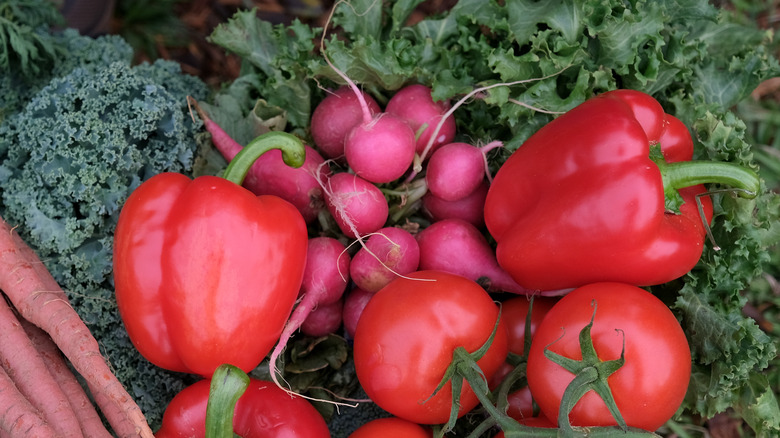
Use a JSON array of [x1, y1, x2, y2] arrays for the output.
[[484, 89, 759, 291], [113, 133, 309, 377], [155, 377, 331, 438]]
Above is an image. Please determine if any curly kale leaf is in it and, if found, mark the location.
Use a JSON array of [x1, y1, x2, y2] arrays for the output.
[[327, 386, 391, 437], [49, 29, 134, 78], [1, 59, 202, 254], [0, 3, 132, 120], [0, 51, 208, 428], [654, 95, 780, 433]]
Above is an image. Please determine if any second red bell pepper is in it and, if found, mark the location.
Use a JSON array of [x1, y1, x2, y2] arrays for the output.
[[155, 365, 331, 438], [484, 89, 760, 291], [113, 132, 309, 377]]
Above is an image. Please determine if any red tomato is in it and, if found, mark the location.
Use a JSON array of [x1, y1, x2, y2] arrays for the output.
[[501, 296, 558, 356], [156, 378, 330, 438], [504, 386, 534, 420], [353, 270, 509, 425], [489, 296, 557, 420], [348, 417, 432, 438], [526, 282, 691, 431], [490, 295, 558, 388]]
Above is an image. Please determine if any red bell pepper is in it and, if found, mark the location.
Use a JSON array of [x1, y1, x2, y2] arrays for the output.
[[484, 89, 760, 291], [155, 364, 331, 438], [113, 132, 309, 377]]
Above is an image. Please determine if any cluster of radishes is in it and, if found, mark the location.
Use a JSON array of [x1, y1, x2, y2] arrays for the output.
[[195, 81, 530, 389], [270, 82, 532, 354]]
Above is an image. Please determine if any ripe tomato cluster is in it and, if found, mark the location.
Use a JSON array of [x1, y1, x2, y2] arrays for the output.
[[352, 277, 691, 436]]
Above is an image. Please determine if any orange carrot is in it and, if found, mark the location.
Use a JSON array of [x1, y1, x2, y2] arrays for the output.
[[0, 298, 84, 437], [0, 216, 154, 438], [21, 319, 112, 438], [0, 365, 58, 437]]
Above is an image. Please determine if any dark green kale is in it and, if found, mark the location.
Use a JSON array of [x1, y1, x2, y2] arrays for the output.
[[0, 34, 208, 428]]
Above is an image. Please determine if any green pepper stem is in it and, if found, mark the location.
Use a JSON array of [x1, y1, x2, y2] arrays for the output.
[[222, 131, 306, 185], [205, 364, 250, 438], [655, 158, 760, 199]]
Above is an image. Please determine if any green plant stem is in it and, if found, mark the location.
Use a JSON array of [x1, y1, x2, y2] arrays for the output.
[[222, 131, 306, 185], [653, 154, 761, 199], [386, 178, 428, 223], [434, 301, 663, 438], [205, 364, 250, 438]]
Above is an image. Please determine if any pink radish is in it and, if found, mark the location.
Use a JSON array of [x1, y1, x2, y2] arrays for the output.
[[317, 13, 416, 184], [188, 97, 329, 223], [270, 237, 350, 387], [405, 74, 565, 177], [385, 84, 456, 156], [425, 141, 502, 201], [325, 172, 389, 239], [313, 3, 421, 187], [241, 146, 329, 223], [349, 227, 420, 293], [310, 86, 381, 159], [422, 179, 489, 229], [298, 237, 351, 305], [415, 218, 531, 294], [301, 298, 344, 338], [344, 112, 417, 183], [342, 287, 374, 339]]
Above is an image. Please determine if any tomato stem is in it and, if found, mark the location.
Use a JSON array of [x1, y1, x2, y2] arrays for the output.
[[428, 310, 504, 437], [222, 131, 306, 185], [523, 298, 535, 358], [493, 361, 527, 416], [205, 364, 250, 438], [431, 301, 663, 438], [543, 302, 628, 431], [440, 346, 662, 438]]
